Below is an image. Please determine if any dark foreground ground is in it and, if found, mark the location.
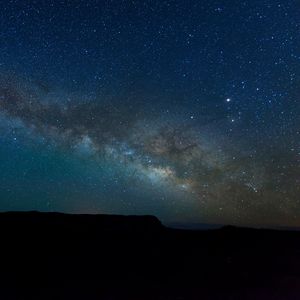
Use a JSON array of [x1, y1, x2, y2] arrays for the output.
[[0, 212, 299, 299]]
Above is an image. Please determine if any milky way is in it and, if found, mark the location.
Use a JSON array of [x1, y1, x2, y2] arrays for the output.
[[0, 74, 298, 227], [0, 1, 299, 227]]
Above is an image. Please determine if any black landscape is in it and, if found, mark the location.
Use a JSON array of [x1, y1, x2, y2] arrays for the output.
[[0, 211, 299, 299]]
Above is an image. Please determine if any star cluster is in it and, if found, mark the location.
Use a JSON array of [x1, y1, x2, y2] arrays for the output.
[[0, 0, 299, 227]]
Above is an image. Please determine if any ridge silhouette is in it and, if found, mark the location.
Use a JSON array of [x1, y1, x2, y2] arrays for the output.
[[0, 211, 299, 299]]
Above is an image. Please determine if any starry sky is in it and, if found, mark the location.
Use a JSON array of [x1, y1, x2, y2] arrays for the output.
[[0, 0, 299, 227]]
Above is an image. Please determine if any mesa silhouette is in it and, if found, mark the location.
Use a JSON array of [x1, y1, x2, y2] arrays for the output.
[[0, 211, 299, 299]]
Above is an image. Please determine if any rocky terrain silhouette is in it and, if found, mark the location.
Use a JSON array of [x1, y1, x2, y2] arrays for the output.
[[0, 211, 299, 299]]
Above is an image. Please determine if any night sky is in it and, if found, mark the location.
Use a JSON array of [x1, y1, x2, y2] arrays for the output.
[[0, 0, 299, 227]]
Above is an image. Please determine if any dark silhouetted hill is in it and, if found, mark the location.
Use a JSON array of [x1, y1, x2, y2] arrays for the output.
[[0, 211, 299, 299]]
